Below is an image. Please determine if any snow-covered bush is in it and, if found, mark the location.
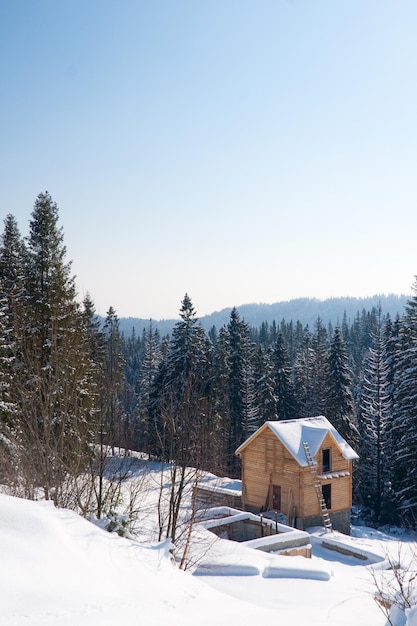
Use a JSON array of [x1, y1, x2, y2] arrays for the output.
[[89, 510, 134, 539], [372, 545, 417, 626]]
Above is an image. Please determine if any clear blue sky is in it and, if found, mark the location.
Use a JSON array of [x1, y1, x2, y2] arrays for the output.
[[1, 1, 417, 319]]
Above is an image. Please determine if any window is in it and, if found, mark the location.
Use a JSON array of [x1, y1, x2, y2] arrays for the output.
[[322, 484, 331, 510], [322, 448, 331, 473]]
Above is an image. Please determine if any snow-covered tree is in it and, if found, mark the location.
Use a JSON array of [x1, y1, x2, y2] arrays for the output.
[[138, 321, 161, 453], [102, 306, 126, 451], [325, 327, 357, 445], [240, 335, 258, 438], [226, 307, 256, 474], [357, 308, 391, 523], [390, 278, 417, 524], [150, 294, 209, 466], [272, 332, 298, 420], [293, 329, 317, 416], [0, 214, 27, 342], [310, 318, 329, 415], [151, 295, 211, 544], [0, 297, 17, 483], [253, 344, 276, 425], [17, 192, 94, 504]]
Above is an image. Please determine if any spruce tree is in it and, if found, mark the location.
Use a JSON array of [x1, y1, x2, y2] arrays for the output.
[[166, 294, 207, 385], [121, 328, 142, 448], [150, 295, 211, 544], [240, 334, 258, 439], [18, 192, 94, 503], [382, 314, 401, 520], [253, 344, 276, 425], [227, 307, 253, 474], [25, 192, 77, 365], [102, 306, 126, 450], [0, 215, 26, 430], [0, 297, 16, 424], [151, 294, 209, 468], [272, 332, 298, 420], [293, 329, 316, 416], [390, 278, 417, 524], [310, 318, 329, 415], [0, 296, 17, 481], [357, 309, 391, 523], [139, 321, 162, 453], [81, 293, 105, 435], [325, 327, 357, 445], [210, 325, 232, 473], [0, 214, 27, 341]]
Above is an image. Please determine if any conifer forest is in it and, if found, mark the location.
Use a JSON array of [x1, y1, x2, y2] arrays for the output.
[[1, 192, 417, 528]]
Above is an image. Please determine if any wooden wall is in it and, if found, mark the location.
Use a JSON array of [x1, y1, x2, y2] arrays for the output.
[[241, 428, 300, 515], [240, 426, 353, 519]]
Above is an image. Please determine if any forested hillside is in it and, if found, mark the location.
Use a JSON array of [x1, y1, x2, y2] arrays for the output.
[[1, 193, 417, 528], [118, 294, 408, 337]]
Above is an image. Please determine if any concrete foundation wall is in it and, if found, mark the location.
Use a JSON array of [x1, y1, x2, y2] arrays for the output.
[[195, 486, 242, 510], [296, 509, 352, 535]]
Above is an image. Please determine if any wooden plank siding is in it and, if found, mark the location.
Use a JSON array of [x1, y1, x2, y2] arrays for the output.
[[299, 470, 351, 516], [242, 431, 273, 510], [241, 427, 353, 518], [319, 432, 349, 473], [242, 429, 300, 515]]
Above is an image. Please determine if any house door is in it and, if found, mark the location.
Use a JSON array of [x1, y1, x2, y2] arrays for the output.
[[272, 485, 281, 510]]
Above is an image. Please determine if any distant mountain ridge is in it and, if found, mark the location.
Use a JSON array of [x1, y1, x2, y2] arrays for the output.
[[117, 294, 409, 337]]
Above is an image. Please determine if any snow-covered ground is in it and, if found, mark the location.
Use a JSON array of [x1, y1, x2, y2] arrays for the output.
[[1, 459, 417, 626]]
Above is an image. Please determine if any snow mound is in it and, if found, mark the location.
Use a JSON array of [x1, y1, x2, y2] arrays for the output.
[[192, 528, 330, 580], [0, 494, 276, 626], [263, 555, 332, 580], [194, 562, 261, 576]]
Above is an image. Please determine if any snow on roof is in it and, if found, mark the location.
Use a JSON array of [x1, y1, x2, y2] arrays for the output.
[[236, 416, 358, 466]]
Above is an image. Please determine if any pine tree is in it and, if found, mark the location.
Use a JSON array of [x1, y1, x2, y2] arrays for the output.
[[151, 295, 211, 544], [166, 294, 207, 385], [18, 192, 94, 503], [82, 294, 104, 364], [0, 214, 27, 342], [272, 332, 298, 420], [390, 278, 417, 524], [0, 214, 26, 424], [122, 328, 142, 447], [81, 293, 105, 433], [240, 334, 258, 439], [0, 297, 16, 425], [382, 314, 401, 519], [258, 321, 270, 347], [325, 326, 357, 445], [0, 296, 17, 482], [293, 329, 316, 416], [25, 192, 77, 365], [310, 318, 329, 415], [210, 325, 232, 473], [226, 308, 253, 475], [138, 321, 162, 453], [102, 306, 126, 451], [151, 294, 209, 467], [253, 344, 276, 425], [357, 308, 391, 523]]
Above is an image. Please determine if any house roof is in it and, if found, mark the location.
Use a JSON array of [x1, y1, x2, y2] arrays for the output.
[[235, 416, 359, 466]]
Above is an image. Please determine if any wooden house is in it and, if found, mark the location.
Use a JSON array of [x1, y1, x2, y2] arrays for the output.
[[235, 416, 358, 535]]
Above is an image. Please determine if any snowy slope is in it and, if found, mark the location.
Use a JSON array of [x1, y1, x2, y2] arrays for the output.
[[0, 494, 275, 626], [1, 490, 416, 626]]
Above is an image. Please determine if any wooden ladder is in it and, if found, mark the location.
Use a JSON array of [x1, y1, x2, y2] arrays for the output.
[[302, 441, 333, 533]]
